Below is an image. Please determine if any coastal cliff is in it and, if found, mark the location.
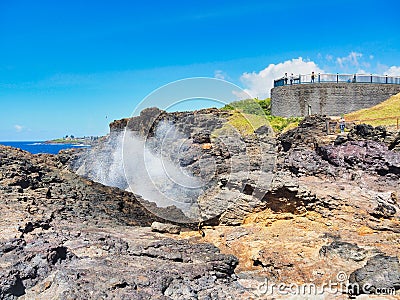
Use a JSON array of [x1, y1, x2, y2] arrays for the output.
[[1, 109, 400, 298]]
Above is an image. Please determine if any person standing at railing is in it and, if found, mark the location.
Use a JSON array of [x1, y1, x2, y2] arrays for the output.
[[311, 71, 315, 83], [284, 73, 288, 85], [339, 116, 345, 133], [290, 73, 294, 85]]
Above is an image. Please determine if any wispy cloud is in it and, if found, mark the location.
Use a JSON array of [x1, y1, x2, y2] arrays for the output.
[[336, 52, 363, 69], [333, 52, 384, 74], [14, 125, 23, 132], [214, 70, 228, 80]]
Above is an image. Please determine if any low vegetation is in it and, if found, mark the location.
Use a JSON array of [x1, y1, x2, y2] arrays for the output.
[[220, 98, 302, 135], [345, 92, 400, 128], [49, 138, 83, 144]]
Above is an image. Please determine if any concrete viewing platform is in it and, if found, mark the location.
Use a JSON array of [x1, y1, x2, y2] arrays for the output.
[[274, 73, 400, 87], [271, 73, 400, 117]]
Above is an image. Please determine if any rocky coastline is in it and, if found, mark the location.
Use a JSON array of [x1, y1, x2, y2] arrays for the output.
[[1, 109, 399, 299]]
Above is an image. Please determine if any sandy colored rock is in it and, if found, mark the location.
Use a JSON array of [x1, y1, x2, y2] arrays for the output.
[[151, 221, 181, 234]]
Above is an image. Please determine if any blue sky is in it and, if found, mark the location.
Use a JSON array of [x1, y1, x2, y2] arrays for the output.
[[1, 0, 399, 140]]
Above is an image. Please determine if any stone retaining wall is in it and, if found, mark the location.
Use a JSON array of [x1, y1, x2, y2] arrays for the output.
[[271, 83, 400, 117]]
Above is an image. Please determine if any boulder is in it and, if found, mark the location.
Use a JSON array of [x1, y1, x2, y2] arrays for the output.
[[348, 254, 400, 295], [151, 221, 181, 234]]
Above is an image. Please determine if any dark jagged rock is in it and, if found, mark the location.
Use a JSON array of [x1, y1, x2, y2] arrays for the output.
[[348, 254, 400, 295], [319, 241, 368, 261], [192, 131, 211, 144], [283, 148, 334, 176], [389, 133, 400, 151], [74, 107, 277, 225], [345, 123, 400, 152], [348, 124, 388, 141], [278, 115, 329, 151], [371, 201, 397, 218], [0, 145, 245, 299], [2, 111, 400, 298], [0, 234, 75, 299], [254, 125, 271, 136], [334, 135, 347, 145], [318, 140, 400, 176]]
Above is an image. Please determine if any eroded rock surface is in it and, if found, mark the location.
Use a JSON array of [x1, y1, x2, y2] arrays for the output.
[[0, 146, 246, 299], [181, 116, 400, 298], [349, 254, 400, 296], [74, 107, 277, 225], [1, 113, 400, 299]]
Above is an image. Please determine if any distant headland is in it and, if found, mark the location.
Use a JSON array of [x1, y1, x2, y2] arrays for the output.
[[45, 135, 100, 145]]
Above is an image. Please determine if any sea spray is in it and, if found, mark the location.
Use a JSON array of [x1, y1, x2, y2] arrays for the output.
[[124, 130, 204, 212], [75, 131, 127, 190], [75, 121, 207, 217]]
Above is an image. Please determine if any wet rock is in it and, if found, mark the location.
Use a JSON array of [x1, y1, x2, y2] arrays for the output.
[[151, 222, 181, 234], [75, 107, 277, 225]]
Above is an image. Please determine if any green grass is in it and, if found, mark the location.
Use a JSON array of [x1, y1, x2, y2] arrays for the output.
[[345, 92, 400, 128], [211, 111, 267, 138], [266, 115, 302, 132], [222, 98, 271, 115], [228, 112, 269, 135], [220, 98, 302, 135]]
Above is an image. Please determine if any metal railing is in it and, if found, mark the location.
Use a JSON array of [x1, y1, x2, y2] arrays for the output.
[[274, 73, 400, 87]]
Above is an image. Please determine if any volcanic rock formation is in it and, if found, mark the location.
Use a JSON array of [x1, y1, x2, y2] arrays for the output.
[[1, 111, 399, 299]]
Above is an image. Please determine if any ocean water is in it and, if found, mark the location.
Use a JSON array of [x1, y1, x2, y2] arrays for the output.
[[0, 141, 90, 155]]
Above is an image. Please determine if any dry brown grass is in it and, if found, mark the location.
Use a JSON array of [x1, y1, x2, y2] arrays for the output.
[[345, 92, 400, 128]]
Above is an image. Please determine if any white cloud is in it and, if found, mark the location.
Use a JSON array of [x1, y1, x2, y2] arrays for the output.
[[336, 52, 363, 69], [14, 125, 23, 132], [384, 66, 400, 76], [238, 57, 323, 98], [214, 70, 227, 80]]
